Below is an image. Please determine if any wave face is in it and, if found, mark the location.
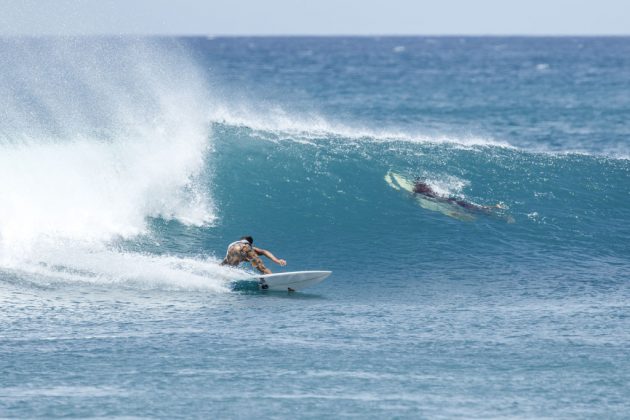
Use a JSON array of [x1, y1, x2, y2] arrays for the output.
[[208, 123, 629, 285]]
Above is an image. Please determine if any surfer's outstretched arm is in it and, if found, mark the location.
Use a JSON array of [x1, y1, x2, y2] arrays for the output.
[[238, 245, 269, 274], [254, 247, 287, 266]]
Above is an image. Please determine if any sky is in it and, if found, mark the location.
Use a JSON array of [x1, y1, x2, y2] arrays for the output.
[[0, 0, 628, 36]]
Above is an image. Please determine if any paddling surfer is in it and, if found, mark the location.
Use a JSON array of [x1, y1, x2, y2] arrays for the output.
[[413, 181, 506, 212], [221, 236, 287, 274]]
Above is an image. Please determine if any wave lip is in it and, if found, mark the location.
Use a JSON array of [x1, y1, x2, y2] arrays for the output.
[[208, 105, 513, 148], [210, 105, 630, 160]]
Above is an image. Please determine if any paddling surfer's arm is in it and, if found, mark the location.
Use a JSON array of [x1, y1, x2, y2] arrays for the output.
[[254, 247, 287, 267]]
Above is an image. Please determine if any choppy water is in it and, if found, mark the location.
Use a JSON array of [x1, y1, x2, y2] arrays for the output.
[[1, 37, 629, 418]]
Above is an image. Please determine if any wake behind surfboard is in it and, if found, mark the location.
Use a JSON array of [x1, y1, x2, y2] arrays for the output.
[[232, 270, 331, 292]]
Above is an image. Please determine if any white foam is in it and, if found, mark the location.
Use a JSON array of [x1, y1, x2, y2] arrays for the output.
[[418, 172, 470, 198], [0, 133, 213, 246], [2, 242, 239, 292]]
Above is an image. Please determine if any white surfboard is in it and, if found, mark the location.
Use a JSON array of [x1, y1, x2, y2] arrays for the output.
[[241, 271, 331, 292]]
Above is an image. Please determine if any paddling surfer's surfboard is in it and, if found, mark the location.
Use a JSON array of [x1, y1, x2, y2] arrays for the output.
[[384, 171, 476, 221]]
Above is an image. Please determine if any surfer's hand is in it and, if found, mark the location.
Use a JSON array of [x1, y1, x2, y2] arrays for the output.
[[277, 259, 287, 266]]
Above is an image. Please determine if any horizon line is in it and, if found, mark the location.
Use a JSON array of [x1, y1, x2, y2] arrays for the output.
[[2, 33, 630, 38]]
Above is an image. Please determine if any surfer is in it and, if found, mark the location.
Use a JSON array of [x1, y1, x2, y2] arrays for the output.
[[413, 181, 505, 212], [221, 236, 287, 274]]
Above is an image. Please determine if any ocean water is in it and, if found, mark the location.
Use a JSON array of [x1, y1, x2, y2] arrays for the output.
[[1, 37, 629, 418]]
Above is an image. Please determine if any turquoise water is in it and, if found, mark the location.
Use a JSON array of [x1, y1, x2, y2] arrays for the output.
[[1, 37, 629, 418]]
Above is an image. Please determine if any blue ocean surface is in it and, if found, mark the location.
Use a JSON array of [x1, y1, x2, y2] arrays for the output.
[[1, 37, 629, 418]]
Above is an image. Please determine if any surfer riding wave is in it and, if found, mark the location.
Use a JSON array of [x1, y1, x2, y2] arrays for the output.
[[221, 236, 287, 274]]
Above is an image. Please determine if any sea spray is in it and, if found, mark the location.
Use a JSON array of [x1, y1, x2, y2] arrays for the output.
[[0, 38, 228, 289]]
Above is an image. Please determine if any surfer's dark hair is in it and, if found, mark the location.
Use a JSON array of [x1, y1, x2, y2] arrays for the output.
[[241, 236, 254, 244]]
